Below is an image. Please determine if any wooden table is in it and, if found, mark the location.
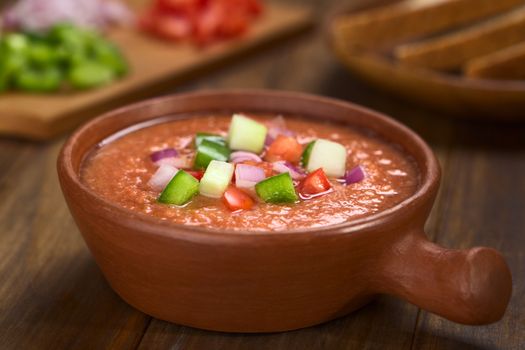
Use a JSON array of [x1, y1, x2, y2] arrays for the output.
[[1, 1, 523, 348]]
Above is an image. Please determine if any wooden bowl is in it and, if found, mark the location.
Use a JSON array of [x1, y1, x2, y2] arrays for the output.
[[327, 1, 525, 120], [57, 90, 512, 332]]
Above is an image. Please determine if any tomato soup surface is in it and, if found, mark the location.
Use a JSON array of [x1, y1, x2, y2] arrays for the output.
[[81, 114, 419, 231]]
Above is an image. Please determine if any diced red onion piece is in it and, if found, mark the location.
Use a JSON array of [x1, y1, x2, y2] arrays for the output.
[[230, 151, 262, 163], [267, 115, 294, 140], [101, 0, 133, 26], [148, 165, 178, 191], [264, 134, 275, 147], [272, 161, 305, 180], [344, 165, 365, 185], [2, 0, 132, 31], [156, 156, 191, 169], [235, 164, 266, 189], [150, 148, 179, 162]]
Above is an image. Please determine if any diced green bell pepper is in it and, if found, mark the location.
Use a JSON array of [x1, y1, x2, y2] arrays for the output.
[[15, 67, 62, 92], [255, 173, 298, 204], [3, 33, 29, 53], [194, 139, 231, 170], [158, 170, 199, 206], [301, 140, 315, 167], [27, 43, 57, 66], [195, 132, 227, 147], [68, 62, 115, 89], [90, 41, 128, 76]]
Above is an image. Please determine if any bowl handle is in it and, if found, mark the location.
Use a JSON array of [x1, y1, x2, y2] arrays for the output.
[[374, 230, 512, 325]]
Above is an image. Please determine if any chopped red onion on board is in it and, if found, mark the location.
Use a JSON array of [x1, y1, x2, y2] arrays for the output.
[[2, 0, 132, 31]]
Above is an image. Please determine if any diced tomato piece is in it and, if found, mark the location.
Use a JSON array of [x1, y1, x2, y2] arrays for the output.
[[265, 135, 303, 163], [140, 0, 263, 45], [222, 187, 255, 211], [187, 170, 204, 180], [154, 14, 192, 40], [218, 12, 248, 38], [245, 0, 264, 15], [299, 168, 332, 196], [238, 160, 274, 177], [194, 0, 224, 45]]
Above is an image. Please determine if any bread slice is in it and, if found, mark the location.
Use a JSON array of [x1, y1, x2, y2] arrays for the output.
[[464, 41, 525, 80], [335, 0, 524, 48], [395, 6, 525, 70]]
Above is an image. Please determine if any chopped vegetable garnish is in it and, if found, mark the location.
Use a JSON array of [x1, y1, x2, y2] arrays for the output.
[[187, 170, 205, 181], [222, 187, 254, 211], [255, 173, 298, 204], [230, 151, 262, 163], [235, 164, 266, 189], [195, 132, 226, 147], [150, 148, 178, 163], [301, 141, 315, 167], [239, 160, 274, 177], [306, 139, 347, 178], [272, 161, 306, 180], [158, 170, 199, 206], [199, 160, 235, 198], [299, 168, 332, 197], [344, 165, 366, 185], [149, 164, 179, 191], [228, 114, 267, 154], [194, 139, 231, 170], [267, 115, 294, 140], [265, 135, 303, 163]]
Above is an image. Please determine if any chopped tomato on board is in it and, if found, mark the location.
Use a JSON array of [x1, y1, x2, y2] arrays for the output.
[[139, 0, 263, 45], [222, 187, 255, 211], [265, 135, 303, 163], [298, 168, 332, 196]]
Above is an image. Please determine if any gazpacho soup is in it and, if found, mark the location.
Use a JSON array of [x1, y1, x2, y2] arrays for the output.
[[81, 113, 419, 231]]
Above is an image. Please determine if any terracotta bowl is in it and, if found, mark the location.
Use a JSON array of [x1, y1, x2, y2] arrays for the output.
[[57, 90, 512, 332]]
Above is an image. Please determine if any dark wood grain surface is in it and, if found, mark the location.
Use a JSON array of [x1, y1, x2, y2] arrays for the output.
[[0, 1, 523, 349]]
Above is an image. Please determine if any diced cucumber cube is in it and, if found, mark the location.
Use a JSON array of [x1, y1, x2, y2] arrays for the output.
[[199, 160, 235, 198], [227, 114, 267, 153], [306, 139, 347, 177], [255, 173, 298, 204], [158, 170, 199, 206]]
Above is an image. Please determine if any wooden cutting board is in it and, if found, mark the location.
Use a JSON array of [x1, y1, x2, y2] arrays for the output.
[[0, 3, 312, 140]]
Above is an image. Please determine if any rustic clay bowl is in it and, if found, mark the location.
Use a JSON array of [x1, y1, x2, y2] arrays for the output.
[[58, 90, 512, 332]]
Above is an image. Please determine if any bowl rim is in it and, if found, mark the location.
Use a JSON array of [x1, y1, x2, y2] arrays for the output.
[[59, 89, 440, 240]]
